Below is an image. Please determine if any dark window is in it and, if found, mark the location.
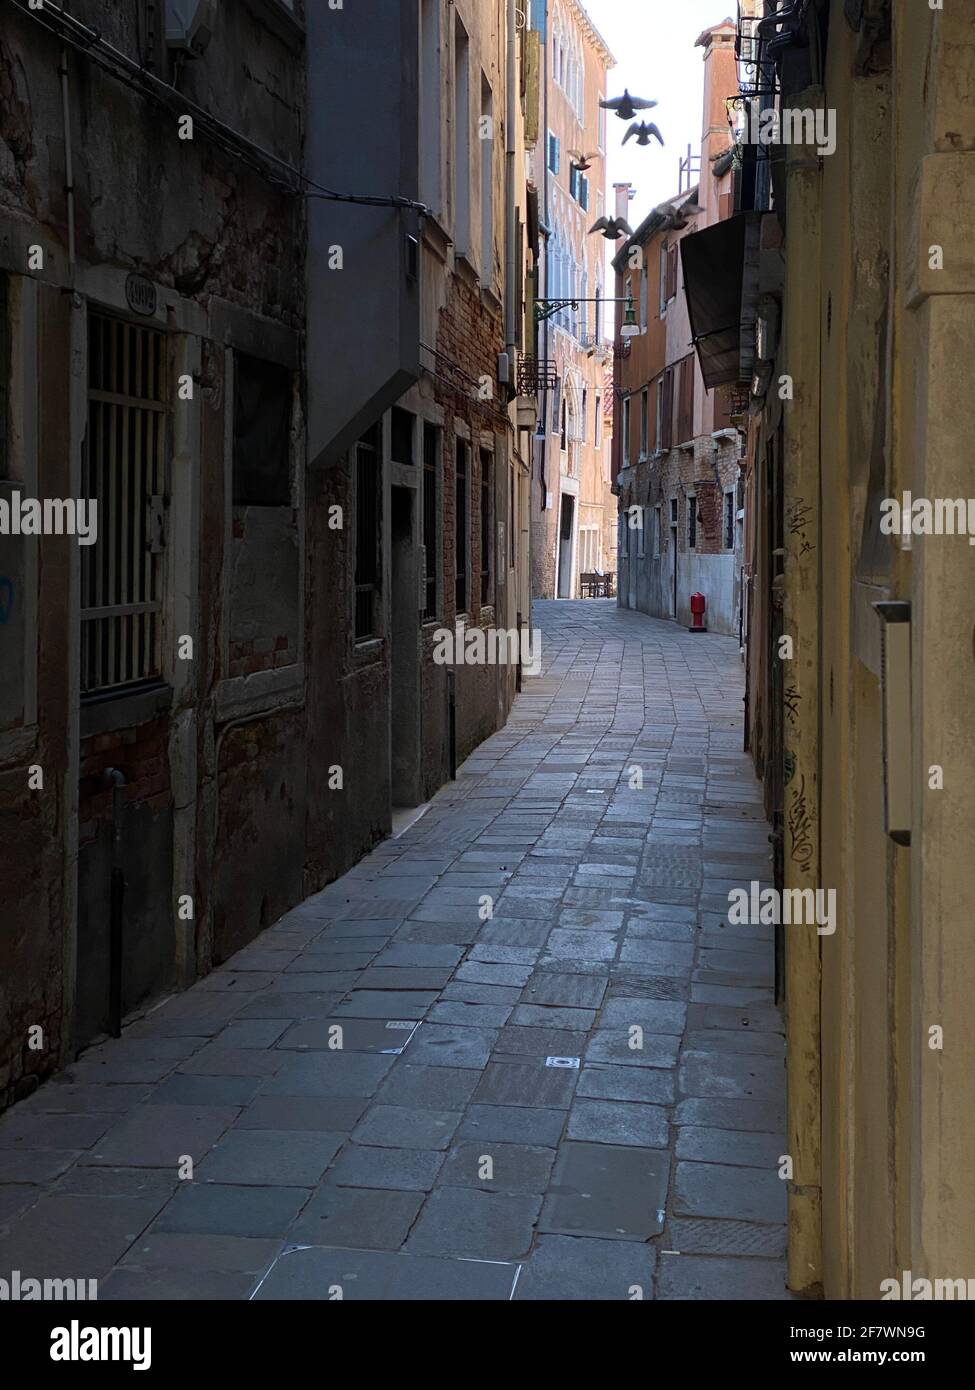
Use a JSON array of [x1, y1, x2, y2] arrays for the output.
[[550, 375, 562, 435], [560, 398, 567, 450], [547, 131, 560, 173], [355, 425, 381, 640], [725, 490, 735, 550], [509, 466, 516, 567], [671, 497, 678, 525], [660, 367, 674, 450], [233, 353, 292, 506], [665, 244, 678, 302], [677, 354, 695, 444], [455, 439, 469, 612], [423, 422, 439, 619], [688, 495, 697, 550], [480, 449, 493, 606], [391, 406, 415, 465]]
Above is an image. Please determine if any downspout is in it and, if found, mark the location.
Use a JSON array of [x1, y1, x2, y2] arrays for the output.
[[59, 47, 77, 268], [504, 0, 517, 359]]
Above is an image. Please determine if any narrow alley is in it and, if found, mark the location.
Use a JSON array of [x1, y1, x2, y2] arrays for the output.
[[0, 601, 788, 1300]]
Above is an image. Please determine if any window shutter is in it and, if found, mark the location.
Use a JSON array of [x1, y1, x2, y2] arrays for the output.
[[662, 368, 673, 449], [666, 245, 678, 302]]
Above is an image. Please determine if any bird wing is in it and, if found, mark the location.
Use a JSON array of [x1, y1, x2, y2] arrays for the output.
[[621, 123, 640, 146], [589, 217, 610, 233], [646, 123, 665, 146], [630, 97, 658, 111], [616, 218, 633, 236], [599, 96, 622, 110]]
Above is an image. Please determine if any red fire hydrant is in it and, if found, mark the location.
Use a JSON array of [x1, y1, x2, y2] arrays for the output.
[[689, 592, 707, 633]]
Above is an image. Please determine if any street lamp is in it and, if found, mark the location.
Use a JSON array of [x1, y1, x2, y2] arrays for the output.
[[620, 293, 640, 338]]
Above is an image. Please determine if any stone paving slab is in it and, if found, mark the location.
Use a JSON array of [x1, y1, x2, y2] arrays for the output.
[[0, 600, 789, 1300]]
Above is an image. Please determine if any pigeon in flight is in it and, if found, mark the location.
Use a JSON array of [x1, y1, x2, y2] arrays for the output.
[[600, 89, 658, 121], [568, 150, 600, 171], [589, 215, 633, 240], [622, 121, 665, 147]]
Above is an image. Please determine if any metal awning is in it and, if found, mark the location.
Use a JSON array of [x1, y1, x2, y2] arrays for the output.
[[680, 214, 750, 389]]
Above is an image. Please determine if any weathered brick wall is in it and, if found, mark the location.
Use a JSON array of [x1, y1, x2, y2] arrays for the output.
[[78, 718, 172, 848]]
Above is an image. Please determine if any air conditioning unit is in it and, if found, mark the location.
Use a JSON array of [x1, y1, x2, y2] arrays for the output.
[[165, 0, 216, 55]]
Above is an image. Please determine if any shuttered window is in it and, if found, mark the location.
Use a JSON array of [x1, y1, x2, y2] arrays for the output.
[[677, 354, 695, 444]]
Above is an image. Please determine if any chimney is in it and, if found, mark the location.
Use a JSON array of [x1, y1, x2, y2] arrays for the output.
[[613, 182, 633, 223], [695, 18, 738, 220]]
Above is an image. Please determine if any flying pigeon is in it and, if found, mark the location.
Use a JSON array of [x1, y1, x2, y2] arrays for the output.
[[589, 216, 633, 240], [670, 199, 703, 228], [622, 121, 665, 147], [568, 150, 600, 171], [600, 89, 658, 121]]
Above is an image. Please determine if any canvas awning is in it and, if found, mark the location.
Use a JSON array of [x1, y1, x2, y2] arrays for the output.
[[680, 214, 751, 389]]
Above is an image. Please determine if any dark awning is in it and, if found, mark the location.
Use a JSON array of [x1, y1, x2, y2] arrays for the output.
[[680, 214, 749, 389]]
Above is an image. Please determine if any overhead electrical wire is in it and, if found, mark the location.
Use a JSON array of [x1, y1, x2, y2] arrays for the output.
[[10, 0, 431, 214]]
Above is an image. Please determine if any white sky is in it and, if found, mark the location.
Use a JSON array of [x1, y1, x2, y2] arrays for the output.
[[582, 0, 737, 222]]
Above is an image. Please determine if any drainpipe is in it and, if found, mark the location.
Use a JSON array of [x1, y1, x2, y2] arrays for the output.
[[101, 768, 126, 1038], [504, 0, 517, 361], [59, 47, 76, 268]]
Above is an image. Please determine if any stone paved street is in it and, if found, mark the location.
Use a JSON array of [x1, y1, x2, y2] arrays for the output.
[[0, 600, 789, 1300]]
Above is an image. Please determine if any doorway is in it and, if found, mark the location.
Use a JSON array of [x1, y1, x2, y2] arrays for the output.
[[390, 485, 421, 808], [557, 493, 575, 598]]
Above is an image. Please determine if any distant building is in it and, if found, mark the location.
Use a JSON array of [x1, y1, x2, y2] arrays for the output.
[[611, 19, 741, 636], [530, 0, 616, 600]]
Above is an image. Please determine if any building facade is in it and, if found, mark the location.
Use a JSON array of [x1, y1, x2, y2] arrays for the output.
[[530, 0, 616, 600], [612, 19, 743, 637], [0, 0, 534, 1109], [682, 0, 975, 1298]]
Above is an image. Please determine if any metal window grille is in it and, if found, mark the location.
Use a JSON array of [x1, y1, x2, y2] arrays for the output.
[[725, 490, 736, 549], [688, 495, 697, 550], [423, 422, 439, 619], [81, 311, 167, 695], [355, 424, 381, 640]]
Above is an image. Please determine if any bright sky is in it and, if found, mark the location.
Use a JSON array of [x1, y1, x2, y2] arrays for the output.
[[582, 0, 736, 223]]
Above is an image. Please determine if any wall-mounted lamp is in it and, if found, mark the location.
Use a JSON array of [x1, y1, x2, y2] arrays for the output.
[[620, 293, 640, 339]]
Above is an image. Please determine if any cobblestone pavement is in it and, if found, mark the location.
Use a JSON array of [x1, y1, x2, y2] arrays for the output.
[[0, 600, 790, 1300]]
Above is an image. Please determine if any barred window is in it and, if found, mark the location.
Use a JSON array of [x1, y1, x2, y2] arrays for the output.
[[81, 311, 167, 695]]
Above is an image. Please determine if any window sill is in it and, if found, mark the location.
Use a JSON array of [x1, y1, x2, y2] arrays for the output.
[[353, 639, 384, 671], [0, 723, 39, 768], [215, 664, 304, 722], [81, 683, 172, 739], [244, 0, 305, 48]]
